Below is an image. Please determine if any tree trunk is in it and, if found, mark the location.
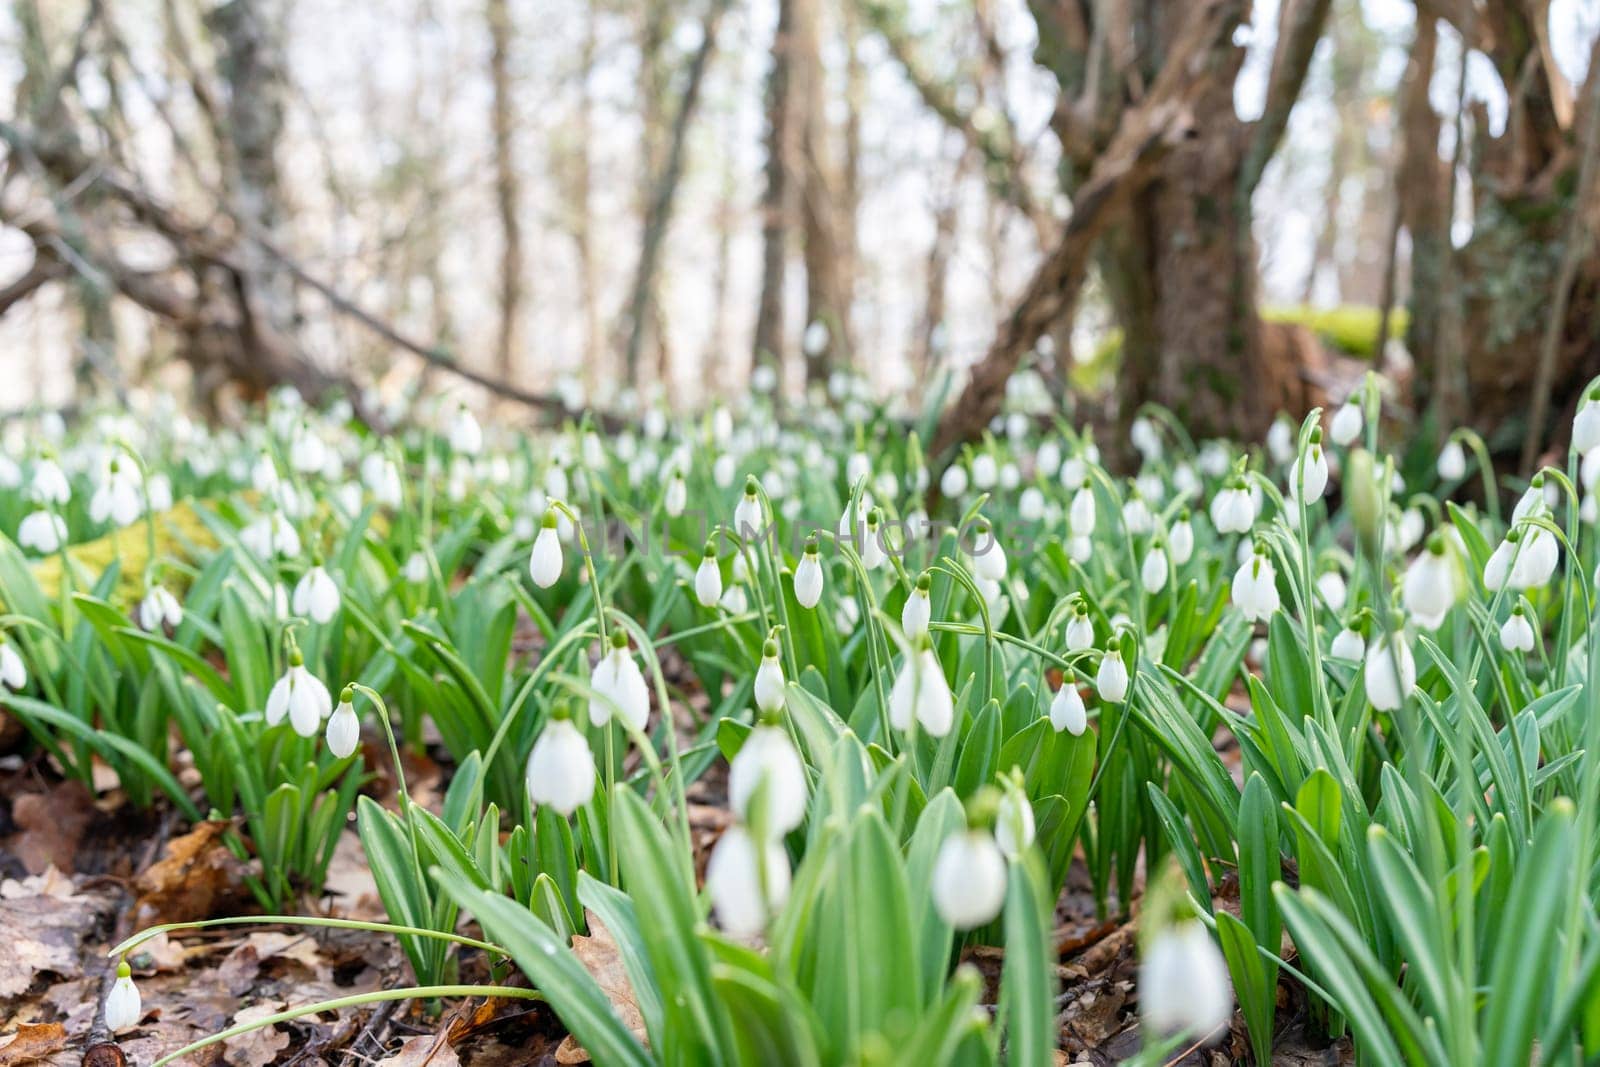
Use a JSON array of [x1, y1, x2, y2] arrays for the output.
[[797, 0, 847, 386], [486, 0, 523, 382], [754, 0, 799, 395]]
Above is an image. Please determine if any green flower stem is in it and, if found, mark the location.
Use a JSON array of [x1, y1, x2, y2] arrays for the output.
[[109, 914, 506, 963]]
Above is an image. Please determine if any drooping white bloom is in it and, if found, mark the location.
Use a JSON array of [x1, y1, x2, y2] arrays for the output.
[[1364, 633, 1416, 711], [1266, 419, 1294, 466], [1069, 483, 1096, 536], [888, 645, 954, 737], [1169, 516, 1194, 565], [1437, 439, 1468, 481], [664, 472, 687, 517], [18, 510, 66, 554], [932, 830, 1007, 930], [138, 586, 183, 631], [707, 825, 791, 938], [29, 458, 69, 505], [1141, 545, 1169, 595], [1068, 535, 1092, 562], [1130, 416, 1162, 461], [902, 580, 932, 639], [326, 692, 360, 759], [1402, 540, 1457, 630], [729, 723, 806, 837], [1330, 626, 1365, 661], [1316, 570, 1348, 613], [753, 644, 786, 713], [1500, 608, 1536, 653], [1329, 401, 1363, 446], [1019, 486, 1045, 522], [939, 463, 969, 499], [1122, 495, 1154, 535], [1575, 390, 1600, 454], [1484, 537, 1515, 591], [1210, 483, 1256, 535], [1050, 680, 1087, 735], [845, 450, 871, 487], [720, 583, 749, 615], [1035, 440, 1062, 478], [448, 404, 483, 455], [0, 641, 26, 690], [1513, 480, 1549, 524], [734, 478, 763, 538], [1231, 551, 1280, 622], [529, 513, 563, 588], [794, 544, 823, 608], [403, 551, 430, 584], [266, 658, 334, 738], [1294, 436, 1329, 504], [251, 450, 281, 493], [1509, 526, 1559, 589], [970, 523, 1006, 581], [713, 453, 736, 488], [971, 453, 998, 490], [241, 513, 301, 559], [588, 634, 650, 731], [861, 513, 887, 570], [361, 453, 403, 508], [1139, 921, 1232, 1040], [695, 549, 724, 608], [994, 792, 1036, 859], [293, 566, 342, 625], [105, 962, 142, 1032], [89, 458, 143, 527], [290, 424, 328, 474], [1096, 646, 1130, 703], [526, 716, 596, 816], [1064, 609, 1095, 653]]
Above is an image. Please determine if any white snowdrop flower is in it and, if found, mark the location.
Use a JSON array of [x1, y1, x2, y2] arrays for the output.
[[721, 583, 749, 615], [588, 631, 650, 731], [794, 541, 824, 608], [1198, 442, 1230, 478], [334, 483, 363, 517], [713, 453, 736, 488], [293, 566, 341, 625], [138, 587, 183, 631], [0, 454, 20, 490], [939, 463, 969, 499], [1060, 455, 1087, 488], [753, 641, 786, 713], [932, 830, 1007, 930], [1585, 494, 1599, 525], [105, 961, 142, 1032], [448, 404, 483, 455], [1364, 632, 1416, 711], [1393, 508, 1425, 554], [290, 425, 327, 474], [729, 721, 806, 838], [1330, 625, 1365, 661], [1130, 416, 1162, 461], [995, 791, 1036, 859], [1500, 606, 1536, 653], [1209, 482, 1256, 535], [1576, 388, 1600, 454], [1316, 570, 1348, 613], [888, 644, 954, 737], [1584, 449, 1600, 492], [1050, 680, 1087, 735], [1173, 462, 1200, 497], [861, 511, 887, 570], [750, 362, 779, 394], [266, 653, 334, 738], [1019, 486, 1045, 522], [544, 464, 571, 502], [1402, 538, 1457, 630], [403, 551, 430, 584], [18, 510, 66, 554], [0, 640, 27, 690], [326, 689, 360, 759], [695, 546, 723, 608], [734, 477, 764, 538], [1005, 411, 1029, 442], [664, 472, 687, 517], [1096, 643, 1130, 703], [90, 458, 144, 527], [1437, 439, 1467, 481], [1035, 440, 1062, 479], [834, 593, 860, 631], [1294, 433, 1329, 504], [251, 450, 280, 493], [1510, 525, 1559, 589], [1232, 549, 1281, 622], [526, 714, 596, 816], [1064, 606, 1095, 652], [1141, 543, 1169, 594], [1169, 515, 1195, 565], [1266, 418, 1294, 466], [1483, 537, 1515, 592], [873, 469, 899, 504], [1068, 535, 1092, 563], [1069, 481, 1096, 536], [1140, 921, 1231, 1040], [970, 522, 1006, 581], [1136, 472, 1166, 504], [1329, 401, 1363, 446], [241, 513, 300, 559], [902, 576, 932, 639], [1513, 480, 1548, 524], [972, 453, 998, 490], [581, 431, 605, 470], [529, 512, 564, 588], [361, 453, 402, 508], [1248, 636, 1269, 665], [707, 825, 790, 938], [845, 450, 871, 487], [1122, 495, 1154, 535], [29, 457, 69, 505]]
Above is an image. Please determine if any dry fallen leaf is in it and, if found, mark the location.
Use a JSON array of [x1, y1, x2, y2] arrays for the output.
[[554, 910, 646, 1064], [222, 1002, 290, 1067], [6, 783, 95, 875], [378, 1034, 463, 1066], [0, 878, 108, 1000], [130, 820, 255, 928], [0, 1022, 67, 1066]]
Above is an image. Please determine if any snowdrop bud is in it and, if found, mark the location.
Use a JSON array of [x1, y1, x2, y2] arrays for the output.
[[1500, 605, 1536, 653], [18, 510, 66, 554], [734, 477, 763, 538], [0, 639, 26, 691], [1035, 440, 1062, 478], [1096, 640, 1130, 703], [970, 521, 1006, 581], [754, 640, 786, 713], [1049, 678, 1087, 735], [1316, 569, 1348, 613], [1513, 476, 1548, 524], [326, 688, 360, 759], [794, 540, 824, 608], [1266, 418, 1294, 466], [1231, 548, 1280, 622], [971, 452, 998, 490], [1141, 541, 1169, 595], [1122, 494, 1153, 535], [526, 711, 596, 816], [403, 551, 430, 584], [1065, 604, 1095, 652], [902, 574, 932, 639], [707, 825, 790, 938], [889, 642, 954, 737], [1169, 512, 1194, 565], [1403, 535, 1457, 630], [713, 453, 736, 488], [529, 511, 563, 588], [695, 544, 724, 608], [1437, 439, 1467, 481], [664, 471, 687, 517], [932, 828, 1007, 930], [861, 509, 887, 570], [105, 960, 142, 1032], [1364, 631, 1416, 711], [589, 630, 650, 731], [1575, 387, 1600, 454], [994, 790, 1036, 859], [1019, 486, 1045, 522], [1330, 624, 1366, 661], [729, 721, 806, 837], [449, 403, 483, 455], [1330, 401, 1363, 446], [138, 586, 184, 631], [1295, 430, 1329, 504], [845, 449, 871, 487], [1139, 920, 1231, 1040], [1130, 416, 1162, 461], [1209, 480, 1256, 535], [939, 463, 969, 499], [1069, 480, 1096, 536], [293, 565, 342, 625]]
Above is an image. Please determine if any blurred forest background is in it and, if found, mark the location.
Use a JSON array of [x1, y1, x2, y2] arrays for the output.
[[0, 0, 1597, 465]]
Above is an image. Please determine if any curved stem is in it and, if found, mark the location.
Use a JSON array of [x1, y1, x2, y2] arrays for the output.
[[110, 915, 506, 963]]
